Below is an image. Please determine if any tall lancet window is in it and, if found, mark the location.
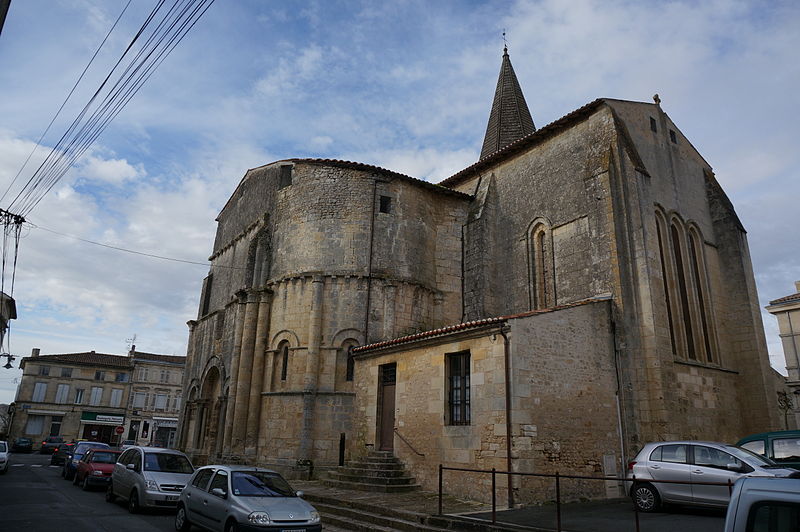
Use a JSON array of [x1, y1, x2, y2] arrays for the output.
[[671, 222, 696, 360], [528, 220, 555, 310], [246, 228, 271, 288]]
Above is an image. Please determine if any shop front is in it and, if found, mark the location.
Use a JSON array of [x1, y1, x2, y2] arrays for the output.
[[80, 412, 125, 444]]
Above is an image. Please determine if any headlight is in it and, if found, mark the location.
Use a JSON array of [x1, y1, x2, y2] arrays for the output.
[[92, 470, 104, 476], [248, 511, 271, 526], [145, 479, 158, 490], [72, 459, 79, 465], [309, 510, 320, 523]]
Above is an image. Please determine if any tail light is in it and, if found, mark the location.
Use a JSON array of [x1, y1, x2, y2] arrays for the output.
[[627, 461, 637, 471]]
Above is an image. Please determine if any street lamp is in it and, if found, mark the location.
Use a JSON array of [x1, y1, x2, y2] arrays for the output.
[[1, 353, 14, 369]]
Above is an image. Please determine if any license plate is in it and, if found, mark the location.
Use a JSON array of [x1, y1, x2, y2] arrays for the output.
[[166, 495, 178, 501]]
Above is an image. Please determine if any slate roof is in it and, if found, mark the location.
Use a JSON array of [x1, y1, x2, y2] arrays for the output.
[[23, 351, 131, 368], [131, 351, 186, 365], [480, 48, 536, 161]]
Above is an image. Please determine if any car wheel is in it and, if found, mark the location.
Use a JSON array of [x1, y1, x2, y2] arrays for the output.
[[128, 490, 140, 514], [61, 466, 66, 478], [72, 472, 80, 485], [65, 468, 74, 481], [105, 484, 116, 503], [81, 476, 91, 491], [224, 519, 238, 532], [175, 505, 191, 532], [632, 483, 661, 512]]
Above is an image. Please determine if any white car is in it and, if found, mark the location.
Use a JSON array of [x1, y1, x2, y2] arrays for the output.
[[106, 446, 194, 512], [0, 440, 9, 473], [724, 477, 800, 531], [627, 440, 798, 512]]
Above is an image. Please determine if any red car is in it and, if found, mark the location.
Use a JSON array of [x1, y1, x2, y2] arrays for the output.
[[73, 449, 121, 490]]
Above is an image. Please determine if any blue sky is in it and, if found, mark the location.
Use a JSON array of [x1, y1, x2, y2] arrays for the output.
[[0, 0, 798, 403]]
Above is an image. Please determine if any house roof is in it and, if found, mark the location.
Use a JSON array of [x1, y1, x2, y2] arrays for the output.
[[769, 291, 800, 306], [440, 98, 607, 189], [131, 351, 186, 366], [480, 48, 536, 161], [22, 351, 131, 369], [353, 296, 610, 354]]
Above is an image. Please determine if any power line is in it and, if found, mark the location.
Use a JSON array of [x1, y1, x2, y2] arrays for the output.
[[27, 222, 242, 270]]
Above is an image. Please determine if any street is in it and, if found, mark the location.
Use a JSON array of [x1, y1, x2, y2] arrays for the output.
[[0, 452, 174, 532]]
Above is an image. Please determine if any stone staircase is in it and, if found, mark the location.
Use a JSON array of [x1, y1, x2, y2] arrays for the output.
[[324, 450, 420, 493]]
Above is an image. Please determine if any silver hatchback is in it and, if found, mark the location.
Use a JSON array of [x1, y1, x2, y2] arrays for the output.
[[627, 440, 798, 512], [107, 446, 195, 512], [175, 465, 321, 532]]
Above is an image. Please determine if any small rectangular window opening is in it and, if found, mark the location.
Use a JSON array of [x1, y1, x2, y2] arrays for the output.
[[379, 195, 392, 214], [649, 117, 657, 132], [278, 165, 293, 189], [446, 351, 470, 426], [669, 129, 677, 144]]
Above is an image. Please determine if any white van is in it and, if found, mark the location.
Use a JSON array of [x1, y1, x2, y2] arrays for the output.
[[724, 477, 800, 532]]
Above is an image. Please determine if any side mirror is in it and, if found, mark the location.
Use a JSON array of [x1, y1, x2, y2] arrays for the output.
[[126, 463, 137, 472], [210, 487, 227, 499], [726, 463, 744, 472], [295, 490, 304, 498]]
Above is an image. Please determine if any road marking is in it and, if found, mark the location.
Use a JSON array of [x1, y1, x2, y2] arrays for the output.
[[31, 465, 42, 467], [49, 465, 60, 468], [11, 464, 24, 467]]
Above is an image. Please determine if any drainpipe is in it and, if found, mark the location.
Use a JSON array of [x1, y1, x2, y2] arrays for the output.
[[499, 324, 514, 508]]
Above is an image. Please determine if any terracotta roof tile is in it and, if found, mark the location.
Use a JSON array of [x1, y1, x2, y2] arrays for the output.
[[769, 292, 800, 305], [132, 351, 186, 365], [26, 352, 131, 368]]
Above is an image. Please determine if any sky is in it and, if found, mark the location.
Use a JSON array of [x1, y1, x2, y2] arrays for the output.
[[0, 0, 798, 403]]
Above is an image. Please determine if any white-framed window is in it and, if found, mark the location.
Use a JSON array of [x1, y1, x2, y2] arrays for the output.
[[110, 388, 123, 408], [133, 392, 146, 408], [160, 369, 169, 383], [55, 384, 70, 404], [138, 367, 149, 382], [90, 387, 103, 406], [155, 394, 168, 411], [173, 395, 182, 412], [74, 388, 84, 404], [32, 382, 47, 402], [24, 414, 45, 436]]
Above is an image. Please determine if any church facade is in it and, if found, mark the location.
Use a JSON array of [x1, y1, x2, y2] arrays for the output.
[[177, 49, 784, 504]]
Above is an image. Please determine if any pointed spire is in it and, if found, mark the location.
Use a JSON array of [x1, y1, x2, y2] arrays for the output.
[[479, 46, 536, 160]]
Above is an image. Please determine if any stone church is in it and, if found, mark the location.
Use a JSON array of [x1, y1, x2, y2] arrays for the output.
[[177, 48, 784, 504]]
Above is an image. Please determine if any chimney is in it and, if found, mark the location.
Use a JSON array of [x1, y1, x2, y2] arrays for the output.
[[31, 348, 40, 357], [795, 280, 800, 293], [128, 344, 136, 357]]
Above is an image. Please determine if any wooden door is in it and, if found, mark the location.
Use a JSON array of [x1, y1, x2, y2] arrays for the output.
[[378, 363, 396, 451]]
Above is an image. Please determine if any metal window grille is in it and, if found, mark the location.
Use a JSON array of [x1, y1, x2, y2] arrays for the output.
[[447, 351, 470, 425]]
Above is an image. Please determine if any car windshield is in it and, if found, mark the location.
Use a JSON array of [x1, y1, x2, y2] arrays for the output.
[[17, 438, 31, 444], [231, 471, 296, 497], [0, 442, 6, 452], [144, 453, 193, 473], [75, 443, 108, 456], [89, 451, 119, 464], [728, 445, 774, 466]]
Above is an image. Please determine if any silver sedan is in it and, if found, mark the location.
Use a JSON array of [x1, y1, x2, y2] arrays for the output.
[[175, 464, 321, 532]]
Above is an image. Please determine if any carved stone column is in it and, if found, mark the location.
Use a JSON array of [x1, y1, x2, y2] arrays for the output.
[[245, 288, 273, 455], [231, 290, 261, 453], [222, 291, 247, 456]]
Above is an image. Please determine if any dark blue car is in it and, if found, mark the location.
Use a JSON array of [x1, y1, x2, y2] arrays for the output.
[[63, 441, 109, 480]]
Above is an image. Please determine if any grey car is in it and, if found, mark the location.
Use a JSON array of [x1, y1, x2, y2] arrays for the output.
[[627, 440, 798, 512], [175, 465, 321, 532], [107, 446, 194, 513]]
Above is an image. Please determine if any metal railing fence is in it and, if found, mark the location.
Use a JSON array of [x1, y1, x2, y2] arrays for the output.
[[438, 464, 733, 532]]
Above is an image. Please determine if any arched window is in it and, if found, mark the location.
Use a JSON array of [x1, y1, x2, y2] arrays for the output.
[[655, 214, 677, 355], [688, 229, 716, 363], [246, 229, 271, 288], [671, 222, 696, 360], [279, 341, 289, 381], [528, 221, 555, 310]]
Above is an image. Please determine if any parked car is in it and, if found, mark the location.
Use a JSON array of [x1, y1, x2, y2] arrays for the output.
[[736, 430, 800, 470], [175, 465, 322, 532], [106, 446, 194, 513], [73, 448, 122, 491], [627, 441, 799, 512], [63, 441, 110, 480], [723, 477, 800, 532], [50, 442, 76, 465], [0, 441, 9, 473], [11, 437, 32, 453], [40, 436, 65, 454], [119, 439, 135, 451]]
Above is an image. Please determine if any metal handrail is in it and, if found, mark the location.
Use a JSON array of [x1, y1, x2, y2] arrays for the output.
[[393, 427, 425, 456], [438, 464, 734, 532]]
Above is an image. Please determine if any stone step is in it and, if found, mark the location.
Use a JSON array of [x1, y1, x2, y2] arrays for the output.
[[314, 501, 447, 532], [334, 466, 408, 478], [345, 460, 404, 470], [322, 478, 421, 493], [351, 456, 401, 464], [328, 471, 417, 486]]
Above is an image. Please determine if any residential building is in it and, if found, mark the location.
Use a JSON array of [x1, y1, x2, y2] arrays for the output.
[[8, 348, 185, 448], [178, 48, 783, 504], [766, 281, 800, 429], [9, 349, 131, 446], [126, 348, 185, 447]]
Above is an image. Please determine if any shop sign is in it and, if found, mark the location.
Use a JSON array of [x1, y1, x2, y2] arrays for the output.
[[81, 412, 125, 424]]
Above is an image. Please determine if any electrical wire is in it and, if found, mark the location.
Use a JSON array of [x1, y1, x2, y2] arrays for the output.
[[0, 0, 134, 205], [27, 222, 243, 270]]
